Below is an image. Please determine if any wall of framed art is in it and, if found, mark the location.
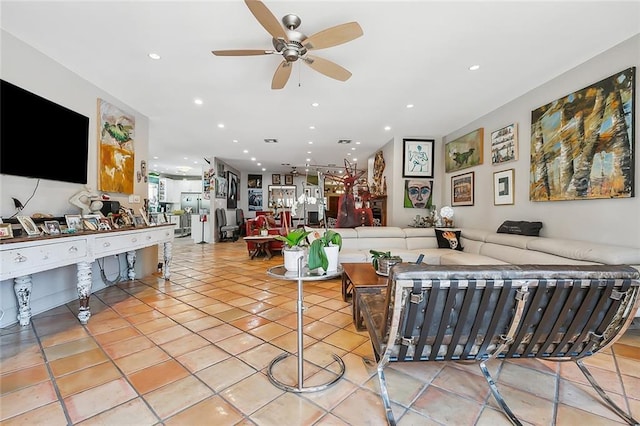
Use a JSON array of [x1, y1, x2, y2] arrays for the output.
[[440, 34, 639, 247]]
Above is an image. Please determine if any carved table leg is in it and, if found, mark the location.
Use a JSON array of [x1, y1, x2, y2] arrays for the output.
[[14, 275, 33, 326], [76, 261, 92, 324], [126, 250, 136, 280], [163, 241, 172, 280]]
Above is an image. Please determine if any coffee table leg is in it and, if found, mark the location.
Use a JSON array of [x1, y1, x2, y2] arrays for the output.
[[342, 273, 353, 302], [353, 288, 365, 331]]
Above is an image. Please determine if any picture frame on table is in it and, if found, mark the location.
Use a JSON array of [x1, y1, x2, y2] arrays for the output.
[[402, 138, 435, 178], [272, 174, 281, 185], [491, 123, 518, 165], [132, 214, 146, 227], [44, 220, 61, 235], [451, 171, 475, 207], [494, 169, 515, 205], [17, 215, 40, 236], [139, 208, 151, 226], [65, 214, 82, 231], [82, 215, 101, 231], [98, 217, 112, 230], [0, 223, 14, 239]]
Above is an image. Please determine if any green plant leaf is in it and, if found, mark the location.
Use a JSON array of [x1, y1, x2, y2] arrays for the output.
[[308, 240, 326, 270]]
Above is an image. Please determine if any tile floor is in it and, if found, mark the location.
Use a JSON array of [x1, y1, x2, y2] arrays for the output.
[[1, 237, 639, 425]]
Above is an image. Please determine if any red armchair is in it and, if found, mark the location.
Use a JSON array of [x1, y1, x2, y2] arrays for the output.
[[244, 216, 286, 255]]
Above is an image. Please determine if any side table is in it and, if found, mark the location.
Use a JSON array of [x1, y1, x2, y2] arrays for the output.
[[243, 235, 276, 259], [266, 260, 345, 392]]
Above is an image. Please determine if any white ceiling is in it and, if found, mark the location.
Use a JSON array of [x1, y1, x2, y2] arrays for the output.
[[2, 1, 639, 177]]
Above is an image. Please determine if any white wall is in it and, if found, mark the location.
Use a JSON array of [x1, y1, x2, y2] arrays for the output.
[[0, 31, 156, 327], [440, 35, 640, 248]]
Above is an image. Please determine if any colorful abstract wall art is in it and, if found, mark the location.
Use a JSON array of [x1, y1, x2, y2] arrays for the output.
[[98, 99, 135, 194]]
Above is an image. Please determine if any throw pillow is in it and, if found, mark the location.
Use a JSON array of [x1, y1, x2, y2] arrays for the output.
[[435, 229, 463, 251], [497, 220, 543, 236]]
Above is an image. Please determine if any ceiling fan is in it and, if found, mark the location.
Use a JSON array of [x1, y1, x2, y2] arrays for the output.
[[212, 0, 363, 89]]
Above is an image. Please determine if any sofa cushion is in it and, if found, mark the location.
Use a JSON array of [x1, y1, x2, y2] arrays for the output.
[[405, 237, 439, 250], [435, 229, 463, 251], [485, 233, 538, 249], [356, 226, 406, 238], [402, 228, 436, 238], [526, 238, 640, 265], [461, 228, 492, 242], [440, 251, 509, 265], [497, 220, 543, 236], [480, 243, 597, 265], [460, 238, 483, 254]]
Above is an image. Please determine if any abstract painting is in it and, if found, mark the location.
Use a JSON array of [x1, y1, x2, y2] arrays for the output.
[[403, 139, 434, 178], [227, 171, 238, 209], [404, 179, 433, 209], [451, 172, 474, 206], [98, 99, 135, 194], [530, 67, 635, 201], [445, 129, 484, 173]]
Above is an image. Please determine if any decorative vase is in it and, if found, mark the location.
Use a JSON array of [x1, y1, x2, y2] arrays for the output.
[[323, 245, 340, 272], [283, 247, 305, 272]]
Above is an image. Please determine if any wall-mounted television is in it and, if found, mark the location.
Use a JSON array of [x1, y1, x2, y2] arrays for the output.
[[1, 79, 89, 184]]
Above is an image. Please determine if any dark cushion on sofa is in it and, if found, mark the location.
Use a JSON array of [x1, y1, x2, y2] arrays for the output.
[[435, 229, 463, 251], [497, 221, 543, 236]]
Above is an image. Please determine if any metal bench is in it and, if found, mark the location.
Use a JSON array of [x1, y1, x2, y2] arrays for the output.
[[358, 264, 640, 425]]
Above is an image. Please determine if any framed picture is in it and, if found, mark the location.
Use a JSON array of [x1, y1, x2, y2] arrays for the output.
[[494, 169, 515, 205], [17, 215, 40, 236], [44, 220, 61, 235], [0, 223, 14, 239], [65, 214, 82, 231], [272, 174, 281, 185], [403, 138, 434, 178], [139, 208, 151, 226], [248, 174, 262, 189], [451, 172, 474, 206], [491, 123, 518, 165], [531, 67, 635, 201], [227, 171, 238, 209], [445, 128, 484, 173], [98, 217, 112, 230], [132, 214, 146, 227], [403, 179, 433, 209], [285, 174, 293, 185]]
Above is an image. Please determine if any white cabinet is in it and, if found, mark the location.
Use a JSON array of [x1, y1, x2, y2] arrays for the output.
[[158, 178, 203, 203]]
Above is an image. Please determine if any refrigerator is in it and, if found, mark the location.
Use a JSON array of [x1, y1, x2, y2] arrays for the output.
[[180, 192, 201, 214]]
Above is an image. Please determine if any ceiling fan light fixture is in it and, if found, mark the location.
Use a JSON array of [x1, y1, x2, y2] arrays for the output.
[[337, 139, 351, 144], [264, 138, 278, 143]]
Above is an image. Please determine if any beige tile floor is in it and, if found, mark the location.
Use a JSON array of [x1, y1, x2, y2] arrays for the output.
[[1, 237, 639, 425]]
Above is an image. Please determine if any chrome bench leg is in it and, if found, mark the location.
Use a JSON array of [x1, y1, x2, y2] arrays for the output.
[[575, 360, 639, 425], [479, 359, 522, 426], [376, 358, 396, 426]]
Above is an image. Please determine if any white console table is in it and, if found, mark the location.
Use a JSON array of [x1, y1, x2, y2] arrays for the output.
[[0, 224, 174, 326]]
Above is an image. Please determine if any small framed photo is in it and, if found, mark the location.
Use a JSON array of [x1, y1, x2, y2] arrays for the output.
[[451, 171, 474, 207], [0, 223, 14, 239], [491, 123, 518, 165], [494, 169, 515, 205], [98, 217, 112, 230], [65, 214, 83, 231], [403, 138, 435, 178], [44, 220, 61, 235], [132, 214, 146, 227], [272, 174, 281, 185], [284, 174, 293, 185], [139, 208, 151, 226], [156, 213, 168, 224], [17, 216, 40, 236]]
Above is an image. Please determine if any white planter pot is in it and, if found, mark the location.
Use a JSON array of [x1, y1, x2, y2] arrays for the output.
[[283, 248, 305, 272], [323, 245, 340, 272]]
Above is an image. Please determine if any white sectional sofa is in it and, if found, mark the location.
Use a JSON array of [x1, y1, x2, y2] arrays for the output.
[[336, 226, 640, 272]]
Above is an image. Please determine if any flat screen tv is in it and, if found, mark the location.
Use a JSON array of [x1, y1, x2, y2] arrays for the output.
[[1, 79, 89, 184]]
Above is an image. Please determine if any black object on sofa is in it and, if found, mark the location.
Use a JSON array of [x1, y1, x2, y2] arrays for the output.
[[359, 264, 640, 426]]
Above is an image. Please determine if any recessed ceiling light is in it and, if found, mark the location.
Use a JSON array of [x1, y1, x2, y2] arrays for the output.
[[309, 126, 315, 130], [243, 149, 248, 153], [406, 104, 414, 108], [251, 157, 256, 161], [194, 98, 203, 105], [353, 158, 357, 162], [183, 157, 188, 160], [233, 139, 238, 143], [308, 141, 313, 144], [193, 161, 198, 164], [311, 102, 319, 107], [306, 158, 311, 162], [217, 123, 225, 128], [257, 163, 261, 166], [347, 152, 352, 156], [351, 147, 356, 151], [305, 169, 309, 172], [148, 53, 161, 60], [261, 168, 266, 171], [153, 156, 159, 159], [355, 141, 361, 145], [307, 151, 311, 154], [469, 64, 480, 71], [384, 126, 391, 131]]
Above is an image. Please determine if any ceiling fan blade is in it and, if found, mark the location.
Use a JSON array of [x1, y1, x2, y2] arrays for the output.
[[303, 22, 363, 50], [303, 55, 352, 82], [212, 49, 273, 56], [244, 0, 288, 42], [272, 61, 292, 89]]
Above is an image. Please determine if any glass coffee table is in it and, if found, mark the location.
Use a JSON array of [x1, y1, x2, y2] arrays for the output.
[[266, 261, 345, 392]]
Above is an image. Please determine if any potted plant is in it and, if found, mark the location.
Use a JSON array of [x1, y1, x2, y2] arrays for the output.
[[308, 229, 342, 273], [369, 250, 402, 276], [275, 228, 311, 271]]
